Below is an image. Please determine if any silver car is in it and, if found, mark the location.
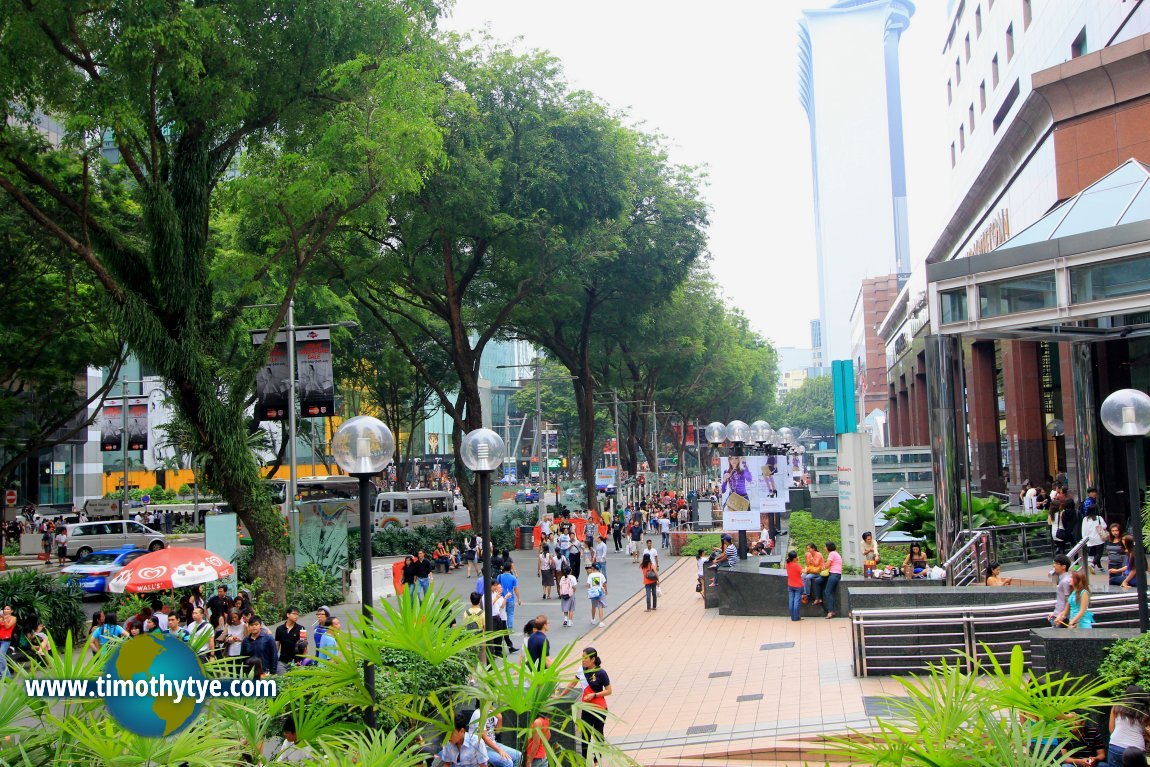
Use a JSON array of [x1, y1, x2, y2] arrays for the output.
[[64, 520, 166, 560]]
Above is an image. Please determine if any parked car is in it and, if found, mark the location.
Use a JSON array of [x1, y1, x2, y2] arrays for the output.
[[514, 487, 539, 504], [61, 546, 151, 594], [64, 519, 166, 560]]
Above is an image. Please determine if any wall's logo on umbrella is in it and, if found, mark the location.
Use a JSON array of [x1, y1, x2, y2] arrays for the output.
[[137, 566, 168, 581]]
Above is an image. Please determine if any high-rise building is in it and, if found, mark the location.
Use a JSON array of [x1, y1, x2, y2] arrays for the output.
[[799, 0, 915, 365]]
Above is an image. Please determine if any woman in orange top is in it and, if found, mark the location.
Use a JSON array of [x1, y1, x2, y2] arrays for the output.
[[802, 543, 825, 606], [524, 715, 551, 766], [786, 550, 804, 621]]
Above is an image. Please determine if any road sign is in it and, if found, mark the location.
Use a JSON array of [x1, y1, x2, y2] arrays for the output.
[[141, 494, 151, 505], [3, 490, 15, 506], [547, 458, 561, 469]]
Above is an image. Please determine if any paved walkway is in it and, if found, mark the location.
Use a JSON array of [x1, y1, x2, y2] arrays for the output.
[[586, 557, 907, 767]]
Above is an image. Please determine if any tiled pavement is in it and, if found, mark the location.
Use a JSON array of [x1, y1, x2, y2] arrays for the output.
[[582, 557, 910, 766]]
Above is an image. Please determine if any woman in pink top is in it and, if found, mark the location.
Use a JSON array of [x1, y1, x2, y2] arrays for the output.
[[822, 541, 843, 619]]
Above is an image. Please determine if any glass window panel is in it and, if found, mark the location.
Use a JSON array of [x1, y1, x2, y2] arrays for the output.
[[999, 201, 1071, 248], [1119, 182, 1150, 226], [872, 454, 900, 465], [940, 288, 968, 324], [979, 272, 1056, 318], [1071, 254, 1150, 304], [873, 472, 906, 484], [1052, 181, 1145, 238], [907, 471, 934, 482], [1086, 162, 1147, 193]]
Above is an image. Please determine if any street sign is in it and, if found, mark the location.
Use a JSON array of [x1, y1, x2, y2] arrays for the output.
[[141, 494, 151, 505], [3, 490, 15, 506], [546, 458, 561, 469]]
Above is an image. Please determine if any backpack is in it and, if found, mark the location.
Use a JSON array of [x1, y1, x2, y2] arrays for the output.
[[588, 577, 603, 599], [462, 607, 483, 631], [559, 577, 575, 597]]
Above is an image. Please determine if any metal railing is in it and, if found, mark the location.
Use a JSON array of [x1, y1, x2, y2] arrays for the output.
[[851, 590, 1139, 677], [983, 522, 1054, 567], [942, 530, 990, 586]]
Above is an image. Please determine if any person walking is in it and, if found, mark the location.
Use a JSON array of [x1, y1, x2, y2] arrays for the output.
[[1081, 502, 1106, 573], [611, 517, 623, 552], [568, 538, 582, 577], [413, 551, 433, 600], [786, 550, 803, 621], [538, 544, 555, 600], [1050, 554, 1073, 627], [659, 514, 671, 549], [558, 565, 577, 627], [594, 536, 608, 579], [525, 615, 550, 669], [274, 607, 305, 672], [497, 563, 521, 637], [628, 520, 643, 563], [586, 565, 607, 628], [822, 541, 843, 619], [1067, 570, 1095, 630], [641, 553, 658, 611]]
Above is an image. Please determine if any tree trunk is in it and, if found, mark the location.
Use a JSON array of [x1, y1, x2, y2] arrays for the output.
[[575, 374, 598, 516]]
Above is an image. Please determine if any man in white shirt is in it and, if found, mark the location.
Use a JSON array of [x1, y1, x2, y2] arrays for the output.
[[468, 709, 520, 767], [187, 608, 215, 654], [658, 516, 671, 548], [644, 539, 659, 566]]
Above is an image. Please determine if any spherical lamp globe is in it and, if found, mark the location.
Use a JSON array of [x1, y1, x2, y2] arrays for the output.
[[725, 420, 750, 444], [331, 416, 394, 476], [1101, 389, 1150, 438], [705, 422, 727, 445], [460, 428, 506, 473]]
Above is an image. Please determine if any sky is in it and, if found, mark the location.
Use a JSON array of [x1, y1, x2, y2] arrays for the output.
[[442, 0, 951, 350]]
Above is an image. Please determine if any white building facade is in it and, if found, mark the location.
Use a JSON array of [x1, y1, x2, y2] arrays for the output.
[[799, 0, 915, 365]]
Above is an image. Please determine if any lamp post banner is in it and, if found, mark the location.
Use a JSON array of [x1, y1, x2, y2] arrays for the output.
[[252, 331, 291, 421], [98, 399, 123, 452], [296, 328, 334, 417], [126, 397, 149, 451]]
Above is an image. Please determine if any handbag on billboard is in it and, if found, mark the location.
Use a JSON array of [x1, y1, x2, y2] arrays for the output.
[[726, 492, 751, 512]]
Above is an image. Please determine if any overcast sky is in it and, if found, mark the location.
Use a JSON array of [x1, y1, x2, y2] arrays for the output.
[[442, 0, 951, 350]]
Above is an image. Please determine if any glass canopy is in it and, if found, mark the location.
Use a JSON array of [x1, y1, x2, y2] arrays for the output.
[[998, 160, 1150, 250]]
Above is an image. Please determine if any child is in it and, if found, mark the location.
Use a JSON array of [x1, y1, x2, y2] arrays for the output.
[[558, 566, 578, 628], [524, 715, 551, 767], [586, 565, 607, 628]]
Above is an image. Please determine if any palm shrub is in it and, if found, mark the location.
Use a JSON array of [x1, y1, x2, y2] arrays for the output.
[[0, 569, 84, 642], [830, 645, 1117, 767]]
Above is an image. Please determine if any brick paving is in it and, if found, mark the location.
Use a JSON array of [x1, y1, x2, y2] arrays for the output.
[[585, 556, 908, 766]]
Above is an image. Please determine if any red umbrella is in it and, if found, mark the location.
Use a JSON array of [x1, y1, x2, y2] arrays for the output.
[[107, 547, 235, 593]]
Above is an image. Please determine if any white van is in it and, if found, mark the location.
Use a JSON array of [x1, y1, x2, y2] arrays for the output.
[[373, 490, 467, 530], [65, 520, 167, 560]]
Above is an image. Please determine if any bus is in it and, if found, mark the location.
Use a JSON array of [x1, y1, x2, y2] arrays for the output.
[[267, 477, 468, 531]]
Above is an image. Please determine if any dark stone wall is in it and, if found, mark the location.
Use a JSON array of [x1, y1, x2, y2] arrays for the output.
[[810, 496, 840, 520], [1029, 627, 1140, 679]]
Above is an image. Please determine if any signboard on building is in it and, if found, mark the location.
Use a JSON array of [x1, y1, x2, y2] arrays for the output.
[[595, 468, 616, 490], [836, 432, 875, 567], [547, 458, 561, 469]]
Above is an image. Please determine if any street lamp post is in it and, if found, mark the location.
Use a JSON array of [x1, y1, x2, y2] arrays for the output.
[[460, 428, 507, 644], [1100, 389, 1150, 633], [331, 415, 395, 728]]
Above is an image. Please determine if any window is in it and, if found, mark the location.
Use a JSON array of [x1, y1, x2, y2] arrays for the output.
[[965, 34, 971, 62], [978, 272, 1057, 318], [992, 80, 1020, 133], [947, 79, 953, 104], [1071, 27, 1087, 58], [969, 104, 976, 132], [904, 453, 933, 464], [907, 471, 934, 482], [975, 6, 983, 36], [815, 455, 836, 467], [959, 124, 965, 150], [950, 142, 957, 168], [127, 522, 147, 534], [956, 57, 962, 84], [1022, 0, 1032, 29], [992, 54, 1000, 87], [1006, 23, 1014, 60], [874, 472, 907, 484], [872, 454, 901, 465], [1071, 255, 1150, 304], [940, 288, 969, 324], [979, 81, 987, 111]]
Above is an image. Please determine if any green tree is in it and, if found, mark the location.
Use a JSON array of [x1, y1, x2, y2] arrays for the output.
[[0, 197, 123, 503], [511, 134, 708, 510], [334, 40, 630, 525], [774, 374, 834, 434], [0, 0, 445, 597]]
